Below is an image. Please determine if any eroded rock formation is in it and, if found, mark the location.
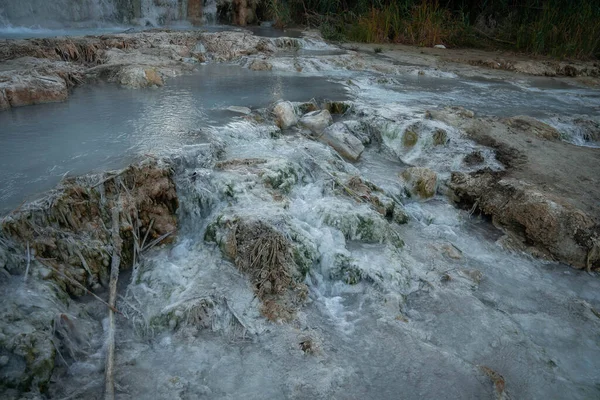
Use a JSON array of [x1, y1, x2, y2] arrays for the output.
[[427, 107, 600, 270], [0, 159, 178, 395]]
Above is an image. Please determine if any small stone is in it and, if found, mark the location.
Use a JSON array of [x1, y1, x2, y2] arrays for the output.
[[249, 59, 272, 71], [144, 69, 163, 86], [320, 122, 365, 161], [434, 44, 447, 49], [401, 167, 438, 200], [441, 244, 462, 259], [460, 268, 483, 284], [0, 355, 9, 366], [403, 129, 419, 147], [227, 106, 252, 115], [299, 110, 333, 135], [464, 151, 484, 165], [38, 267, 51, 279], [273, 101, 298, 129]]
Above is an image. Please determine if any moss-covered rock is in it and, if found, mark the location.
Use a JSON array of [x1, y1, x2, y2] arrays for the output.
[[273, 101, 298, 129], [323, 101, 351, 115], [0, 281, 63, 396], [400, 167, 438, 200], [295, 101, 319, 115], [402, 129, 419, 147], [343, 176, 409, 225], [329, 253, 363, 285], [432, 128, 448, 145], [205, 214, 318, 279], [261, 160, 299, 194], [318, 202, 404, 247]]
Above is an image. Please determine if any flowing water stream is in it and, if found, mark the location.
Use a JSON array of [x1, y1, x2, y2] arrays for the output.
[[33, 65, 599, 398], [0, 63, 348, 213], [1, 10, 600, 399]]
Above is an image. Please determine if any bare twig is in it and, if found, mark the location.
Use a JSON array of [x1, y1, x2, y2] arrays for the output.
[[140, 219, 154, 251], [449, 242, 464, 255], [468, 200, 479, 217], [74, 246, 93, 278], [92, 170, 127, 188], [141, 230, 174, 253], [104, 207, 122, 400], [472, 28, 516, 45], [23, 241, 31, 283], [58, 380, 102, 400], [36, 258, 121, 315]]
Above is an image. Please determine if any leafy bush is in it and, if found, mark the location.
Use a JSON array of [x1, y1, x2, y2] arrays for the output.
[[262, 0, 600, 58]]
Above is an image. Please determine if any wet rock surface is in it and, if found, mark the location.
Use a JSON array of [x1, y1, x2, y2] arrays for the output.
[[2, 158, 178, 294], [0, 30, 297, 110], [0, 159, 178, 396], [340, 42, 600, 85], [319, 122, 365, 161], [401, 167, 438, 200], [273, 100, 298, 129], [299, 109, 333, 135], [1, 26, 600, 400], [451, 171, 599, 270], [427, 107, 600, 270]]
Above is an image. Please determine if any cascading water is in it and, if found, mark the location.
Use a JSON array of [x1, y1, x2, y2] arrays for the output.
[[138, 0, 189, 26], [0, 0, 117, 28], [0, 0, 220, 33], [1, 21, 600, 400], [203, 0, 218, 24]]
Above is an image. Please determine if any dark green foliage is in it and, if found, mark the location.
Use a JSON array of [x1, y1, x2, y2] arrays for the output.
[[265, 0, 600, 58]]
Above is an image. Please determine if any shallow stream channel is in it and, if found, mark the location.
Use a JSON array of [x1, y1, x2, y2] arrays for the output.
[[1, 29, 600, 400]]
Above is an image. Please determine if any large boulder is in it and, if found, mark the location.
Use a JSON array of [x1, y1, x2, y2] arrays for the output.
[[273, 101, 298, 129], [299, 110, 333, 135], [320, 122, 365, 161], [248, 59, 272, 71], [401, 167, 438, 200], [450, 171, 600, 270], [117, 67, 164, 88], [573, 118, 600, 143], [0, 283, 58, 396], [316, 201, 404, 247], [1, 75, 68, 108], [503, 116, 561, 141], [0, 89, 9, 110]]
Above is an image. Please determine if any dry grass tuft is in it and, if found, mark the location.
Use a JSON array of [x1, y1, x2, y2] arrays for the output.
[[233, 220, 293, 298], [479, 365, 507, 399], [228, 220, 307, 321]]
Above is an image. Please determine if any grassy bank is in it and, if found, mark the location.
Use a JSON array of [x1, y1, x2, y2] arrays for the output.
[[265, 0, 600, 59]]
